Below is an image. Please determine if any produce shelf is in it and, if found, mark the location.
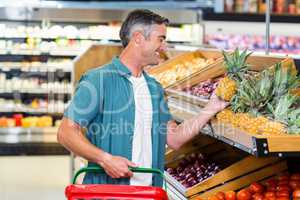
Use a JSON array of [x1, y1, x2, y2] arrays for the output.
[[168, 98, 300, 157]]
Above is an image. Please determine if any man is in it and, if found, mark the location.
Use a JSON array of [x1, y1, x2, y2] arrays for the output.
[[57, 9, 228, 187]]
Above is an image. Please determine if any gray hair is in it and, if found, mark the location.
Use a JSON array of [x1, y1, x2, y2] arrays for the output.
[[119, 9, 169, 47]]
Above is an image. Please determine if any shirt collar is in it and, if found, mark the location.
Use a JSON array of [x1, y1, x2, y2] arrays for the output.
[[112, 57, 132, 78], [112, 57, 153, 83]]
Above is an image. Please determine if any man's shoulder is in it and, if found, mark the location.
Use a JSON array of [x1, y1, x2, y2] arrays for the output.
[[82, 62, 119, 81]]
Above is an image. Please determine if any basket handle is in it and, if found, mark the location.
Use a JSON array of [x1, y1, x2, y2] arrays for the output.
[[72, 166, 167, 190]]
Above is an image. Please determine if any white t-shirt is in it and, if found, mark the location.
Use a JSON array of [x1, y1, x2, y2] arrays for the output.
[[129, 74, 153, 186]]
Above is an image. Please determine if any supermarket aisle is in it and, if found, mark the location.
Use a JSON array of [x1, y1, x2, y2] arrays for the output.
[[0, 156, 70, 200]]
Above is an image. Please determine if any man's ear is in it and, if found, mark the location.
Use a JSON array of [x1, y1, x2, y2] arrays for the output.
[[132, 31, 144, 45]]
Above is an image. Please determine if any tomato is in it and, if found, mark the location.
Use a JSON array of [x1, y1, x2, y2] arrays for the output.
[[276, 185, 291, 192], [264, 191, 276, 198], [276, 190, 290, 197], [289, 180, 300, 190], [265, 196, 276, 200], [293, 189, 300, 198], [249, 182, 265, 194], [237, 189, 251, 200], [276, 197, 289, 200], [266, 186, 276, 192], [225, 191, 236, 200], [278, 175, 290, 181], [278, 180, 289, 186], [265, 179, 278, 188], [208, 196, 219, 200], [291, 173, 300, 181], [216, 191, 225, 200], [252, 193, 264, 200]]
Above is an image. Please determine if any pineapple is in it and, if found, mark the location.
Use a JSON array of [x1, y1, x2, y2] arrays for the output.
[[247, 116, 269, 134], [235, 113, 251, 130], [259, 121, 287, 135], [286, 106, 300, 134], [215, 48, 252, 101], [216, 108, 234, 124]]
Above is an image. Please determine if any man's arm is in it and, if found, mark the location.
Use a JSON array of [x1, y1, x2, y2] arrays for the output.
[[57, 117, 136, 178], [167, 94, 228, 150]]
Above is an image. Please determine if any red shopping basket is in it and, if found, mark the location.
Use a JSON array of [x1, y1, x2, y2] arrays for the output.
[[65, 166, 168, 200]]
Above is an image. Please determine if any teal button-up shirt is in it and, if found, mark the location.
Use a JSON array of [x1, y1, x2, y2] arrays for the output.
[[64, 57, 172, 187]]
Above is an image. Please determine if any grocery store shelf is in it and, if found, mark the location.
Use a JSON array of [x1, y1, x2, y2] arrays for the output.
[[0, 68, 72, 74], [0, 49, 79, 57], [203, 12, 300, 23], [0, 89, 72, 95], [0, 142, 69, 155], [0, 108, 64, 115], [0, 127, 58, 135], [168, 98, 300, 157]]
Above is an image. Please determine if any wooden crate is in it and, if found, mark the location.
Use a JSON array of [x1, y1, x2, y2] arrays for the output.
[[190, 159, 288, 199], [166, 55, 296, 107], [148, 49, 224, 88], [211, 120, 300, 153], [164, 137, 286, 199]]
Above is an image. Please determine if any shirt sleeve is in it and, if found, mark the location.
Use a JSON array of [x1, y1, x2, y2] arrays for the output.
[[64, 70, 103, 127], [159, 87, 173, 124]]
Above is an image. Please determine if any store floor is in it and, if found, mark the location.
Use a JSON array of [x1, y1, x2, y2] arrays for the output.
[[0, 156, 71, 200]]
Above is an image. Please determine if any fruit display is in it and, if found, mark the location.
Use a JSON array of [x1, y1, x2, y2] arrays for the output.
[[214, 48, 300, 136], [0, 115, 59, 128], [198, 172, 300, 200], [152, 57, 216, 87], [182, 78, 220, 99], [165, 153, 221, 188], [215, 49, 252, 101]]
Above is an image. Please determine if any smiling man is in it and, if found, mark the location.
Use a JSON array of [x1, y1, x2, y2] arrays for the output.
[[57, 9, 228, 187]]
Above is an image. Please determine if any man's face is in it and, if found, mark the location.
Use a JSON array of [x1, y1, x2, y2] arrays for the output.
[[140, 24, 167, 66]]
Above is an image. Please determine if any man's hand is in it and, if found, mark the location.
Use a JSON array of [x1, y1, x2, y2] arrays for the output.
[[205, 93, 230, 114], [98, 153, 137, 178]]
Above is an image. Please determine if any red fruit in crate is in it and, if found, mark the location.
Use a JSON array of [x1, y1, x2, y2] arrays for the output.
[[225, 191, 236, 200], [289, 180, 300, 190], [276, 185, 291, 192], [266, 179, 278, 187], [208, 196, 220, 200], [278, 175, 290, 181], [293, 189, 300, 198], [278, 180, 289, 186], [267, 186, 276, 192], [249, 182, 264, 194], [264, 191, 276, 198], [276, 190, 290, 197], [276, 197, 289, 200], [291, 174, 300, 181], [216, 191, 225, 200], [252, 193, 264, 200], [237, 189, 251, 200]]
